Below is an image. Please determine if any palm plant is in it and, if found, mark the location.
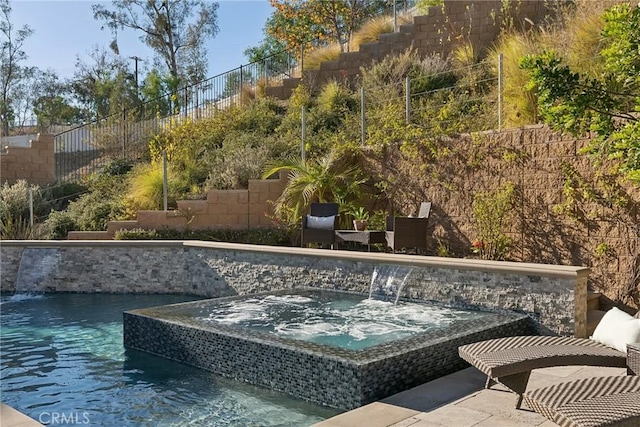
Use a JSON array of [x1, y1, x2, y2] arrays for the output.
[[262, 151, 366, 222]]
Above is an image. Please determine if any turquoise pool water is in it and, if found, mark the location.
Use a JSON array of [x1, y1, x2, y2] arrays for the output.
[[194, 291, 487, 350], [0, 293, 339, 426]]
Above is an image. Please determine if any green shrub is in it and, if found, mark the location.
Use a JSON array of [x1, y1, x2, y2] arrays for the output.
[[40, 182, 88, 211], [471, 182, 516, 260], [114, 227, 291, 246], [45, 190, 125, 239], [124, 163, 189, 213], [45, 210, 78, 240], [205, 143, 271, 190], [0, 180, 47, 220]]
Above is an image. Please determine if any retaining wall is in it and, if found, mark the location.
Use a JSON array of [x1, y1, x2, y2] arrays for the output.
[[267, 0, 551, 99], [0, 134, 55, 185]]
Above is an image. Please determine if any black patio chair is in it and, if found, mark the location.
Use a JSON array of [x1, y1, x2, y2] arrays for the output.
[[301, 203, 339, 248]]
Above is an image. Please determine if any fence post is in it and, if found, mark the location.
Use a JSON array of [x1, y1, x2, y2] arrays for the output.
[[122, 108, 127, 159], [195, 87, 199, 119], [183, 88, 188, 119], [394, 0, 398, 32], [498, 53, 503, 132], [163, 150, 168, 212], [299, 45, 304, 78], [301, 106, 306, 161], [28, 187, 34, 227], [239, 64, 244, 105], [405, 76, 411, 123], [360, 87, 366, 145], [264, 58, 268, 89]]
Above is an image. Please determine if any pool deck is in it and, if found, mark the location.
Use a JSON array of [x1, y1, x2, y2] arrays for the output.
[[313, 364, 627, 427], [2, 364, 626, 427]]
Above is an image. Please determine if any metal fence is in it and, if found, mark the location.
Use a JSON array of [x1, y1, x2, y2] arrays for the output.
[[52, 0, 418, 182]]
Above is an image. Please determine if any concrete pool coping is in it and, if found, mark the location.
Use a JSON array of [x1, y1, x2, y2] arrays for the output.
[[3, 364, 626, 427]]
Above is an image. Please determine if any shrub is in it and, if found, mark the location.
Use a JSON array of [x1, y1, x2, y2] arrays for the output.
[[349, 15, 400, 50], [205, 143, 272, 190], [471, 182, 516, 260], [45, 210, 78, 240], [488, 32, 540, 127], [304, 44, 341, 70], [45, 190, 125, 239], [114, 227, 291, 246], [124, 163, 189, 213], [40, 182, 88, 211], [0, 180, 54, 239], [0, 180, 47, 220]]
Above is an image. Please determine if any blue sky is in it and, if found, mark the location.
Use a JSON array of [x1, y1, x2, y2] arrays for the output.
[[10, 0, 274, 80]]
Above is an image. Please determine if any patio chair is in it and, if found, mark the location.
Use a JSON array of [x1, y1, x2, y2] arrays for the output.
[[301, 203, 339, 248], [524, 375, 640, 427], [458, 335, 628, 409], [385, 216, 429, 253]]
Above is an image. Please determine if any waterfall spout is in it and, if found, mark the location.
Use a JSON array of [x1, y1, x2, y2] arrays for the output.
[[368, 264, 413, 304]]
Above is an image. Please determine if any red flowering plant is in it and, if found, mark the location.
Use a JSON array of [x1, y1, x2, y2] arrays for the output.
[[470, 240, 485, 254]]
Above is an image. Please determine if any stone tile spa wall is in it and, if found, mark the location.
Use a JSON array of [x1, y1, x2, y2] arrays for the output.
[[123, 291, 536, 410], [0, 240, 590, 337]]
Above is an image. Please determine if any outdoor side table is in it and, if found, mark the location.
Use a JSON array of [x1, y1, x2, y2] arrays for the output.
[[334, 230, 385, 252]]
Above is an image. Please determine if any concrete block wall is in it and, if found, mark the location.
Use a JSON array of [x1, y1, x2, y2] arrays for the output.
[[68, 172, 289, 239], [379, 124, 638, 306], [267, 0, 551, 99], [0, 134, 55, 185]]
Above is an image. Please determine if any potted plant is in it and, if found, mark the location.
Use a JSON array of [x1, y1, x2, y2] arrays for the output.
[[350, 206, 370, 231]]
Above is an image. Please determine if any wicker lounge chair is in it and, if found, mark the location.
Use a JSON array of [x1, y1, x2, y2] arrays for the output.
[[524, 375, 640, 427], [458, 335, 628, 409]]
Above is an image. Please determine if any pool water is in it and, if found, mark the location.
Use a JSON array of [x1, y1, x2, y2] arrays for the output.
[[0, 293, 339, 426], [196, 291, 487, 350]]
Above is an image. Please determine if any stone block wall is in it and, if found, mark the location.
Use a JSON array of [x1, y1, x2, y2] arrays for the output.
[[68, 172, 288, 239], [377, 124, 638, 307], [267, 0, 551, 98], [0, 134, 55, 185], [0, 241, 590, 337]]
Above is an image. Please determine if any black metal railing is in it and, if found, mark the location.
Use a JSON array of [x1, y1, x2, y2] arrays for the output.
[[53, 0, 417, 182]]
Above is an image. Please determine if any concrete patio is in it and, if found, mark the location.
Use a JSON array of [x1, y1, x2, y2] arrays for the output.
[[314, 365, 628, 427]]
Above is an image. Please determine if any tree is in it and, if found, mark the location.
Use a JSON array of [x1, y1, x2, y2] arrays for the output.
[[244, 34, 292, 78], [33, 72, 84, 131], [92, 0, 219, 86], [0, 0, 33, 135], [520, 3, 640, 182], [70, 46, 139, 120], [139, 69, 174, 117], [521, 3, 640, 303], [266, 0, 387, 54]]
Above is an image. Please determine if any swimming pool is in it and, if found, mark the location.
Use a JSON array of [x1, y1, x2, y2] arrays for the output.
[[0, 293, 339, 426], [125, 288, 536, 410]]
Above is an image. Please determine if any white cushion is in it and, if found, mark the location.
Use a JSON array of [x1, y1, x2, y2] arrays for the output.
[[590, 307, 640, 353], [306, 215, 335, 230]]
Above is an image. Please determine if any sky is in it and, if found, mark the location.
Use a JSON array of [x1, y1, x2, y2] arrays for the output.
[[9, 0, 274, 81]]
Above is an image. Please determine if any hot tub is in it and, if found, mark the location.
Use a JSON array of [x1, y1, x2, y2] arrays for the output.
[[123, 288, 535, 410]]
